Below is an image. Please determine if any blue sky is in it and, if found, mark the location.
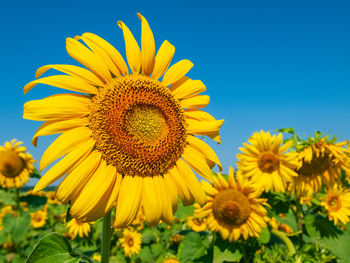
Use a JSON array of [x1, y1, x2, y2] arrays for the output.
[[1, 0, 349, 185]]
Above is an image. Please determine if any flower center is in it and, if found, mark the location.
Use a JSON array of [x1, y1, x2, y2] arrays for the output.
[[0, 151, 24, 178], [299, 154, 331, 176], [327, 195, 341, 211], [127, 237, 134, 247], [212, 189, 251, 227], [89, 75, 187, 177], [258, 153, 279, 173]]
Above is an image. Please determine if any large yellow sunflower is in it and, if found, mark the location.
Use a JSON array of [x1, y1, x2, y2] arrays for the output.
[[23, 14, 223, 227], [194, 168, 270, 242], [120, 228, 142, 258], [65, 218, 92, 239], [237, 130, 299, 192], [321, 186, 350, 225], [293, 138, 350, 194], [0, 139, 36, 189]]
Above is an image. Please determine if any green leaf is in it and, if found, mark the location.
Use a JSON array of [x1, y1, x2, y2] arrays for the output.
[[26, 232, 87, 263], [175, 199, 194, 219], [275, 128, 295, 135], [30, 168, 41, 179], [151, 243, 166, 258], [2, 214, 15, 233], [20, 195, 47, 211], [213, 235, 243, 263], [0, 190, 16, 206], [304, 214, 341, 239], [65, 204, 72, 223], [138, 246, 154, 263], [11, 211, 31, 243], [178, 232, 208, 263], [258, 227, 271, 244], [276, 210, 298, 232], [142, 228, 156, 244]]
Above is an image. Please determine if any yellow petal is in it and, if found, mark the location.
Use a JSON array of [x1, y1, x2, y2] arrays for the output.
[[162, 59, 193, 87], [184, 109, 216, 121], [181, 146, 212, 181], [117, 21, 141, 74], [33, 139, 95, 192], [81, 33, 129, 76], [228, 166, 237, 188], [186, 135, 222, 171], [172, 80, 206, 100], [156, 175, 173, 224], [152, 40, 175, 80], [24, 75, 98, 94], [186, 119, 224, 136], [169, 76, 191, 91], [176, 158, 207, 206], [24, 93, 91, 121], [180, 95, 210, 109], [163, 172, 179, 213], [113, 176, 143, 228], [137, 13, 155, 76], [31, 118, 89, 147], [40, 127, 92, 171], [168, 165, 194, 206], [70, 161, 117, 221], [105, 170, 122, 209], [56, 150, 102, 203], [142, 176, 161, 226], [35, 64, 104, 86], [66, 37, 111, 82]]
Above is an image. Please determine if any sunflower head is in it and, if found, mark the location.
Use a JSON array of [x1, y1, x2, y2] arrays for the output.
[[293, 135, 350, 194], [30, 209, 47, 228], [120, 228, 142, 258], [237, 130, 298, 193], [321, 186, 350, 225], [194, 167, 270, 241], [24, 13, 223, 227], [187, 216, 207, 232], [0, 140, 35, 189], [65, 218, 92, 240], [46, 191, 59, 204]]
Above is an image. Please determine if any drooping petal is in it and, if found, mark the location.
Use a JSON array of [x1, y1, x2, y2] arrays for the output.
[[24, 75, 98, 94], [142, 176, 162, 226], [33, 138, 95, 192], [162, 59, 193, 87], [56, 150, 102, 203], [152, 40, 175, 80], [180, 95, 210, 109], [186, 119, 224, 137], [156, 175, 173, 224], [172, 80, 206, 100], [137, 13, 155, 76], [31, 118, 89, 147], [163, 172, 179, 213], [181, 146, 212, 181], [66, 37, 111, 82], [40, 126, 92, 171], [168, 165, 194, 206], [35, 64, 104, 86], [184, 109, 217, 121], [117, 21, 141, 74]]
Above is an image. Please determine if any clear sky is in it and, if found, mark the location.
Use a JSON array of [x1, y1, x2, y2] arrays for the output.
[[1, 0, 349, 185]]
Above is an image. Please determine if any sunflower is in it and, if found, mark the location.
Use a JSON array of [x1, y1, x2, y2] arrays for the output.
[[237, 130, 299, 192], [46, 191, 60, 204], [293, 138, 350, 194], [23, 13, 223, 227], [120, 228, 142, 258], [187, 216, 207, 232], [321, 186, 350, 225], [65, 218, 92, 239], [194, 168, 270, 241], [30, 209, 47, 228], [92, 254, 101, 262], [0, 139, 36, 189], [162, 258, 180, 263]]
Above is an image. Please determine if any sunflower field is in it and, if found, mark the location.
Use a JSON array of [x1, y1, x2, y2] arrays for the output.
[[1, 12, 350, 263]]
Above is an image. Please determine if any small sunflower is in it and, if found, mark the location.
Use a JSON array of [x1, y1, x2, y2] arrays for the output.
[[237, 130, 298, 192], [92, 254, 101, 262], [170, 234, 184, 243], [194, 168, 270, 241], [120, 228, 142, 258], [24, 13, 223, 227], [162, 257, 180, 263], [0, 139, 36, 189], [30, 209, 47, 228], [46, 191, 60, 204], [187, 216, 207, 232], [321, 186, 350, 225], [65, 218, 92, 239], [294, 138, 350, 194]]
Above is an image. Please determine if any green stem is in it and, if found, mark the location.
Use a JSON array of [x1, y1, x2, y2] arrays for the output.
[[101, 211, 112, 263], [271, 228, 296, 256], [241, 240, 249, 263], [15, 188, 21, 215], [294, 197, 304, 246]]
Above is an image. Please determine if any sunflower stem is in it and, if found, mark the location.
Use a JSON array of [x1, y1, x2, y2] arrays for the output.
[[101, 211, 112, 263], [15, 188, 21, 215], [294, 197, 304, 246], [271, 228, 296, 256]]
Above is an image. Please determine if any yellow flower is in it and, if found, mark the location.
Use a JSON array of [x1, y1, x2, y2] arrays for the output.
[[30, 209, 47, 228], [162, 258, 180, 263], [187, 216, 207, 232], [194, 168, 269, 241], [237, 131, 298, 192], [92, 254, 101, 262], [294, 139, 350, 194], [170, 234, 184, 243], [0, 139, 36, 189], [321, 186, 350, 225], [2, 241, 14, 250], [65, 218, 92, 240], [23, 13, 223, 227], [46, 191, 60, 204], [120, 228, 142, 258], [0, 206, 17, 231], [279, 223, 294, 235]]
